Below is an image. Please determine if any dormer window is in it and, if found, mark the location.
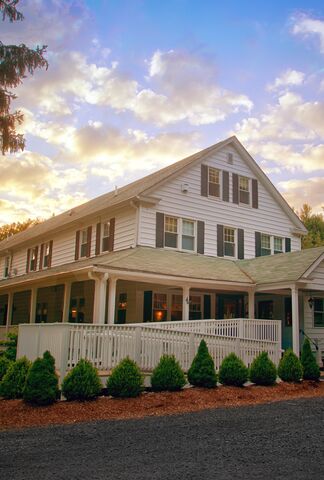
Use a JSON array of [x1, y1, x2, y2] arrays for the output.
[[208, 167, 221, 198], [102, 221, 110, 252], [80, 229, 88, 258], [239, 176, 250, 204], [4, 256, 10, 278]]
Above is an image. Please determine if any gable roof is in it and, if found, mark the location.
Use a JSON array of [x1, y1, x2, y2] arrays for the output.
[[0, 136, 306, 253], [238, 246, 324, 285]]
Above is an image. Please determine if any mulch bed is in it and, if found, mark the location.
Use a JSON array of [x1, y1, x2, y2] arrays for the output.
[[1, 381, 324, 431]]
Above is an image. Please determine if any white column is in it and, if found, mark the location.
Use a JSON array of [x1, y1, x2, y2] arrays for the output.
[[291, 286, 300, 356], [248, 290, 255, 319], [107, 276, 117, 324], [5, 291, 13, 333], [182, 285, 190, 321], [93, 273, 109, 324], [62, 281, 71, 323], [29, 287, 37, 323]]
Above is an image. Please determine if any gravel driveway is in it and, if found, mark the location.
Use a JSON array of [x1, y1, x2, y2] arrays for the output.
[[1, 397, 323, 480]]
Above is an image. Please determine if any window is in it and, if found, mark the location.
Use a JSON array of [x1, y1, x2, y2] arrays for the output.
[[43, 242, 51, 268], [208, 167, 220, 198], [274, 237, 283, 254], [102, 221, 110, 252], [153, 293, 167, 322], [30, 247, 37, 271], [4, 256, 10, 277], [165, 216, 196, 251], [189, 295, 202, 320], [224, 227, 236, 257], [171, 294, 182, 321], [261, 234, 271, 256], [239, 176, 250, 204], [314, 299, 324, 327], [80, 229, 88, 258]]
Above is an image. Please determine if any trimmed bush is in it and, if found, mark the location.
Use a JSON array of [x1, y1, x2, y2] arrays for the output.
[[301, 339, 320, 381], [151, 354, 186, 392], [107, 357, 143, 398], [278, 349, 303, 383], [0, 356, 12, 382], [249, 352, 277, 386], [23, 351, 59, 406], [219, 353, 248, 387], [62, 359, 102, 401], [188, 340, 217, 388], [0, 357, 31, 399]]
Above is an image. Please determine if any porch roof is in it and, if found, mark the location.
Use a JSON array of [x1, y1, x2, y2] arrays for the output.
[[238, 246, 324, 285]]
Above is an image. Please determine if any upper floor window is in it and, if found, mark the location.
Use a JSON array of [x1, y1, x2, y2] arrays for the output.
[[239, 176, 250, 205], [80, 229, 88, 258], [314, 299, 324, 328], [208, 167, 221, 198], [274, 237, 283, 254], [224, 227, 236, 257], [261, 234, 283, 256], [164, 216, 196, 252], [4, 256, 10, 277], [43, 242, 51, 268], [102, 221, 110, 252]]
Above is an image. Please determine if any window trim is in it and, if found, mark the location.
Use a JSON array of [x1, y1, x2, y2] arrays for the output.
[[208, 166, 222, 199], [223, 226, 237, 259], [260, 234, 284, 256], [313, 298, 324, 328], [30, 247, 38, 271], [101, 220, 110, 253], [4, 256, 10, 278], [164, 216, 197, 253], [79, 229, 88, 258], [238, 175, 251, 206], [43, 242, 51, 269]]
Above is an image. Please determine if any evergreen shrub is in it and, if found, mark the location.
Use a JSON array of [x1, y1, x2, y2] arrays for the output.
[[62, 359, 102, 401], [188, 340, 217, 388], [249, 352, 277, 386], [106, 357, 143, 398], [151, 354, 186, 392], [278, 349, 303, 383], [219, 353, 248, 387], [0, 356, 12, 382], [0, 357, 30, 399], [23, 351, 59, 406], [300, 339, 320, 381], [0, 332, 18, 361]]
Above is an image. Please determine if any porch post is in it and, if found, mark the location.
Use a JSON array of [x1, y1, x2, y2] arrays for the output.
[[107, 276, 117, 324], [29, 287, 37, 323], [291, 286, 300, 356], [182, 285, 190, 321], [5, 291, 13, 333], [62, 281, 71, 323], [92, 273, 109, 324], [248, 289, 255, 319]]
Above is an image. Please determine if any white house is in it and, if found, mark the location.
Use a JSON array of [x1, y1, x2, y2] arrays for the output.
[[1, 136, 324, 366]]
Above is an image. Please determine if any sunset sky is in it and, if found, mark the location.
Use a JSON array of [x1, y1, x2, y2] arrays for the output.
[[1, 0, 324, 224]]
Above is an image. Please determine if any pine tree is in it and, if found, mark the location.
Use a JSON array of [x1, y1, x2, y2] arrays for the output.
[[0, 1, 48, 154], [300, 339, 320, 381], [187, 339, 217, 388]]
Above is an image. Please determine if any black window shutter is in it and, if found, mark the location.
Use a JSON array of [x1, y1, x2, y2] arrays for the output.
[[255, 232, 261, 257], [222, 171, 229, 202], [86, 226, 92, 257], [232, 173, 239, 204], [75, 231, 80, 260], [201, 164, 208, 197], [26, 248, 31, 273], [143, 291, 153, 322], [197, 221, 205, 254], [156, 212, 164, 248], [217, 224, 224, 257], [95, 222, 101, 255], [252, 179, 258, 209], [108, 218, 115, 252], [238, 228, 244, 259], [285, 238, 291, 252]]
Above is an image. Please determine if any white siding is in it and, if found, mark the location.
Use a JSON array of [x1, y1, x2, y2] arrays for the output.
[[11, 249, 26, 277], [51, 230, 76, 267], [306, 261, 324, 291], [303, 292, 324, 344], [139, 145, 301, 258]]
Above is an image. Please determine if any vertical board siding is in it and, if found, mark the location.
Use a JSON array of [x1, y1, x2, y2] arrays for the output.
[[139, 146, 301, 259]]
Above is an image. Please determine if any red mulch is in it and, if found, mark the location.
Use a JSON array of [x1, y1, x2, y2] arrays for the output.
[[1, 381, 323, 431]]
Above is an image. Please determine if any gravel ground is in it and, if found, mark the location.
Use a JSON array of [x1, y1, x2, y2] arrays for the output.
[[0, 397, 323, 480]]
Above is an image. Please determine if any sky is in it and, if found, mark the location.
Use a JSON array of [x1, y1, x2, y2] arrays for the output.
[[1, 0, 324, 224]]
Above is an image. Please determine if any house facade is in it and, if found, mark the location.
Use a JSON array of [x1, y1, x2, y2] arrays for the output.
[[1, 136, 324, 360]]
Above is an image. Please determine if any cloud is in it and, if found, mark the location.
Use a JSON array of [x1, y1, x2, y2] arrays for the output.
[[279, 177, 324, 213], [267, 69, 305, 91], [291, 14, 324, 54]]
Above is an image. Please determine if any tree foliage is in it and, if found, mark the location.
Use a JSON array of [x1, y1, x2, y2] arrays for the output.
[[0, 0, 48, 154], [0, 218, 41, 241], [298, 204, 324, 249]]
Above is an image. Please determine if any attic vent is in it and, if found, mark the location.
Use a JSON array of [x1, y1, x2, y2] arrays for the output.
[[227, 153, 234, 164], [181, 183, 189, 193]]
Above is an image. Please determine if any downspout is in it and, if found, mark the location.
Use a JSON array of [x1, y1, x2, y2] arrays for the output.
[[130, 200, 139, 248]]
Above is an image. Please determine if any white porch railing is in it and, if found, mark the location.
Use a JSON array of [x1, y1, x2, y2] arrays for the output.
[[17, 318, 282, 380]]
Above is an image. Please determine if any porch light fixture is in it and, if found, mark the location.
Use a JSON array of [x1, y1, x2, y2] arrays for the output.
[[308, 297, 314, 309]]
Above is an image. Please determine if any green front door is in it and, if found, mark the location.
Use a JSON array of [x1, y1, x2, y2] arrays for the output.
[[282, 297, 293, 350]]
